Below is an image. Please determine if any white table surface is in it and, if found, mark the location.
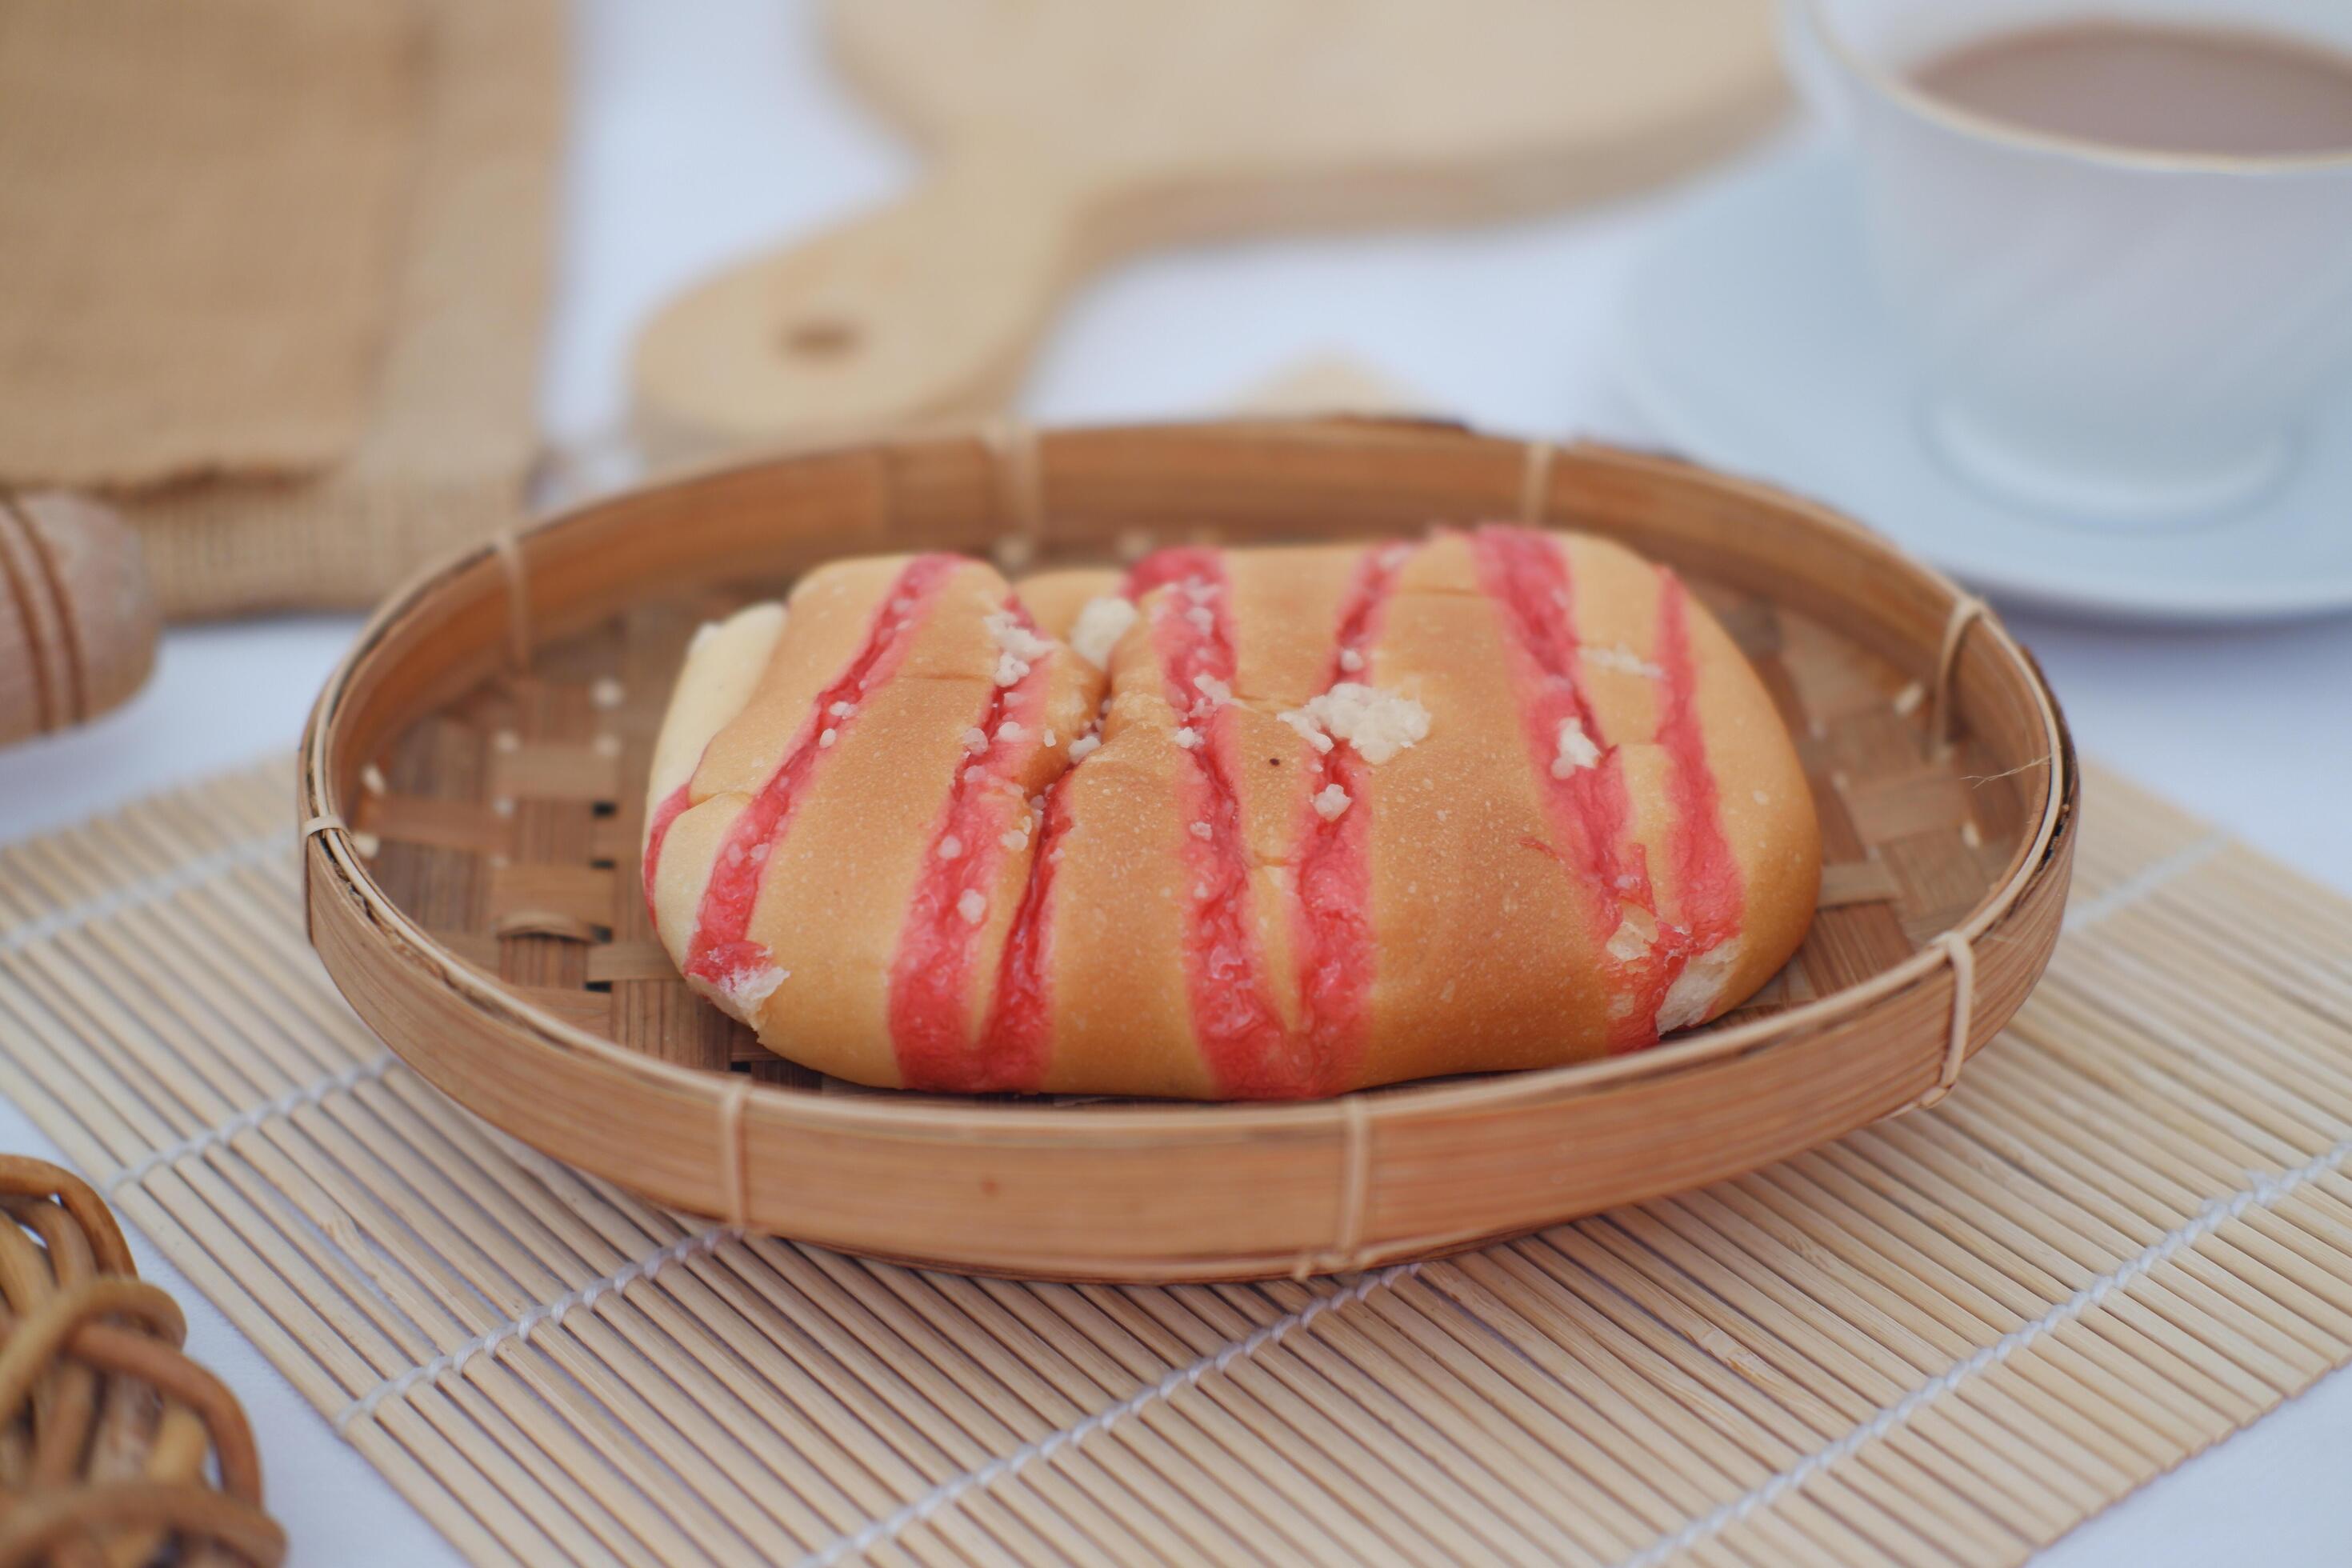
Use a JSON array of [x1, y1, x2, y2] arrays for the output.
[[4, 2, 2350, 1562]]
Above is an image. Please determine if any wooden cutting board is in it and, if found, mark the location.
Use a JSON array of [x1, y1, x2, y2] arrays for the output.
[[631, 0, 1782, 457]]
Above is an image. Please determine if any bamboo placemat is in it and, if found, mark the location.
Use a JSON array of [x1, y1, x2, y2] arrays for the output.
[[2, 757, 2350, 1566]]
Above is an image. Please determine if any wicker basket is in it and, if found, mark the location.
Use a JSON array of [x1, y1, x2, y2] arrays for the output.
[[0, 1157, 281, 1567], [299, 419, 2074, 1282]]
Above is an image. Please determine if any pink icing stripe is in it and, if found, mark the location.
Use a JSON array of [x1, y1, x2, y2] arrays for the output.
[[1286, 542, 1415, 1096], [669, 555, 963, 999], [1649, 570, 1746, 999], [973, 770, 1074, 1090], [1468, 525, 1670, 1049], [1131, 547, 1306, 1098], [886, 598, 1058, 1092]]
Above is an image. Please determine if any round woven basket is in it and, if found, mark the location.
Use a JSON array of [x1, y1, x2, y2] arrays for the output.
[[300, 419, 2074, 1282]]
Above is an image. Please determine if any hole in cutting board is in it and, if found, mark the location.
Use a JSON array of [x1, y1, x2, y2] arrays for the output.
[[779, 317, 860, 360]]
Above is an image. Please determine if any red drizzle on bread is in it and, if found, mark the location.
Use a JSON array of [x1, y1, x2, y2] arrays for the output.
[[886, 595, 1062, 1092], [1130, 548, 1303, 1098], [678, 554, 960, 1008]]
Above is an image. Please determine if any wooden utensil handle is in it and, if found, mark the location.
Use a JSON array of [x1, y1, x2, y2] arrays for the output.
[[0, 493, 158, 749], [631, 146, 1078, 460]]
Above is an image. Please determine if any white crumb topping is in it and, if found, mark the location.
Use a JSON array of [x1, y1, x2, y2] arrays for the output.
[[1606, 905, 1662, 966], [1281, 682, 1430, 766], [1892, 681, 1926, 717], [828, 700, 854, 718], [1191, 673, 1231, 710], [1067, 734, 1102, 761], [590, 677, 626, 710], [937, 835, 963, 860], [1182, 578, 1218, 604], [1312, 784, 1352, 822], [1042, 729, 1057, 747], [1174, 726, 1203, 750], [1657, 939, 1742, 1033], [1000, 827, 1030, 852], [1338, 648, 1365, 674], [714, 959, 788, 1015], [1551, 717, 1601, 778], [997, 720, 1026, 744], [1606, 921, 1651, 964], [1182, 604, 1216, 636], [960, 727, 990, 755], [956, 890, 987, 925], [1278, 710, 1335, 754], [818, 728, 837, 749], [1190, 822, 1213, 840], [1070, 596, 1138, 670], [984, 609, 1054, 687], [1582, 644, 1664, 679]]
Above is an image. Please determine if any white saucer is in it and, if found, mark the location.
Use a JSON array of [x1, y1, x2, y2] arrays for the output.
[[1619, 150, 2352, 623]]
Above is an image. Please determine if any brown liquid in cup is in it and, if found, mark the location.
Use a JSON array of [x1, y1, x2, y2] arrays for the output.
[[1912, 19, 2352, 158]]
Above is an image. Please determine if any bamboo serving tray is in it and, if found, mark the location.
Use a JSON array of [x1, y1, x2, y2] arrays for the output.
[[299, 419, 2074, 1281]]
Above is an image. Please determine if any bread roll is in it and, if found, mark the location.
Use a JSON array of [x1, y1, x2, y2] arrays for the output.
[[643, 528, 1819, 1098]]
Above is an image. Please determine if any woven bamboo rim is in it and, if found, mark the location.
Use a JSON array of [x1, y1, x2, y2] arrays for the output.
[[300, 418, 2075, 1281]]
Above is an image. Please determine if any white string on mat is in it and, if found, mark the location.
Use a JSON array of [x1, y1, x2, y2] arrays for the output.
[[106, 1053, 397, 1193], [2062, 830, 2231, 934], [334, 1224, 738, 1435], [1608, 1121, 2352, 1568], [2, 830, 283, 956], [799, 1261, 1423, 1568]]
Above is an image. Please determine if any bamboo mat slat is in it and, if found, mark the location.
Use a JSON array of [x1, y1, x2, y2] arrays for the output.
[[2, 756, 2349, 1566]]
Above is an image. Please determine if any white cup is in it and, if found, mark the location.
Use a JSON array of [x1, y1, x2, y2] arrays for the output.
[[1786, 0, 2352, 523]]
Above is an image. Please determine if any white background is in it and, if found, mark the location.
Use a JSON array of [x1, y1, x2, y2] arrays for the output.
[[2, 2, 2349, 1562]]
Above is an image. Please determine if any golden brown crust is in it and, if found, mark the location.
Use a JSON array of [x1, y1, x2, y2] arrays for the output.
[[645, 530, 1820, 1098]]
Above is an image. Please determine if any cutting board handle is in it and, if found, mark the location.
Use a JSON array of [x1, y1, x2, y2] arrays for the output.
[[633, 145, 1078, 459]]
